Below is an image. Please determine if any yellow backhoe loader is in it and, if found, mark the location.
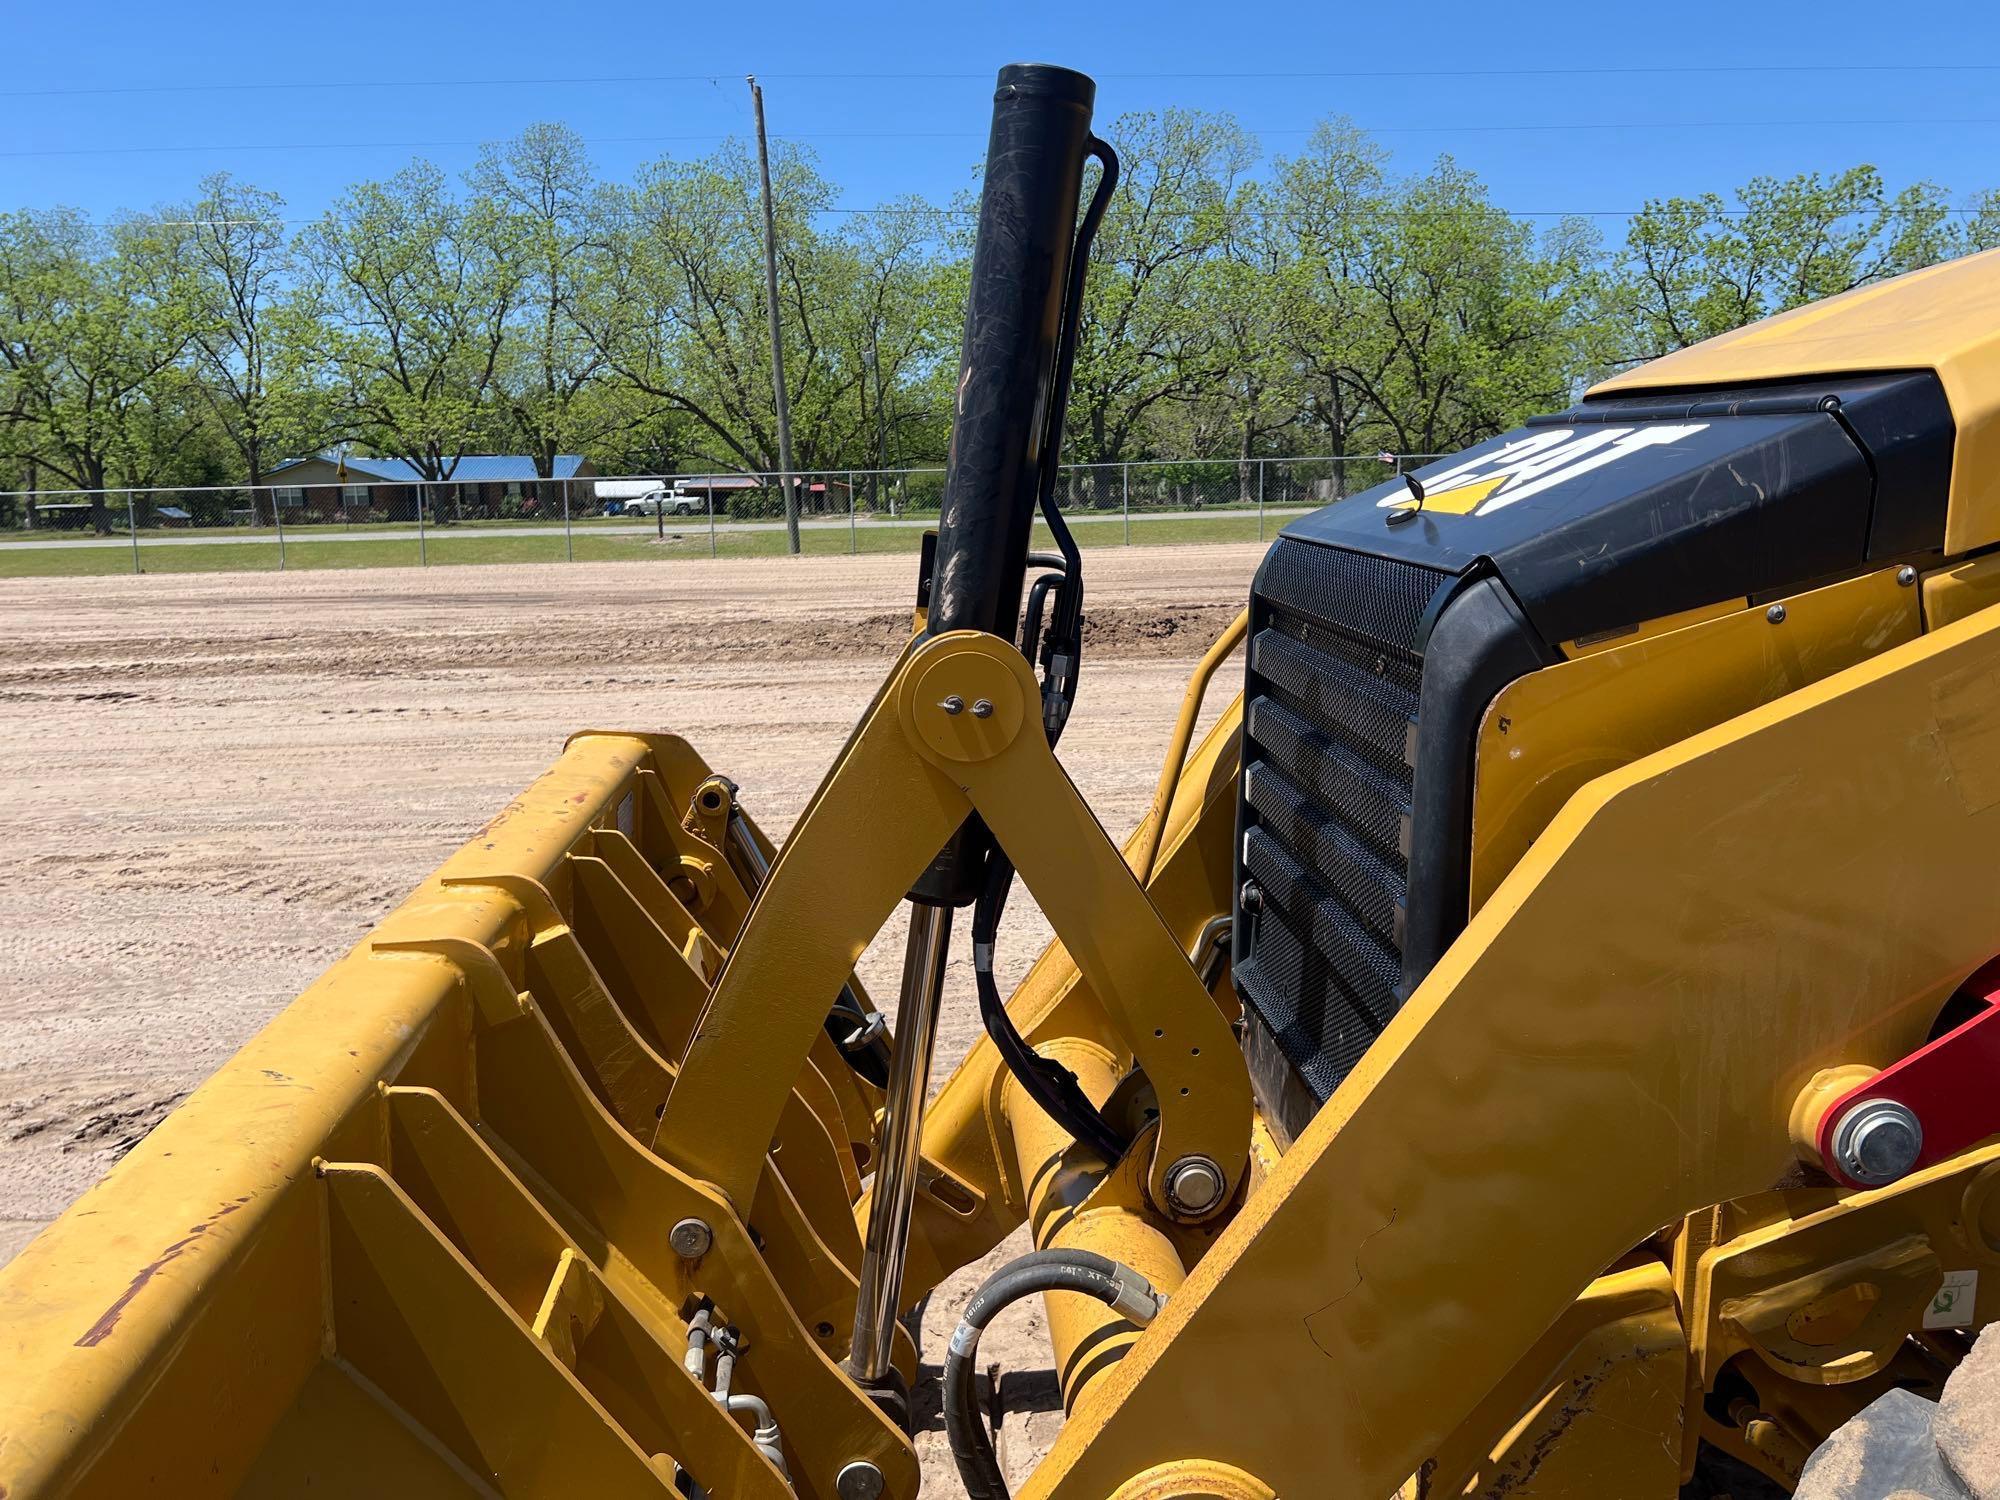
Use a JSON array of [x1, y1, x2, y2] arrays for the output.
[[4, 63, 1999, 1500]]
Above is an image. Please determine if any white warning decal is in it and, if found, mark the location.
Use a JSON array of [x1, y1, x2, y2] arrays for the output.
[[1925, 1269, 1979, 1330], [1378, 423, 1710, 519]]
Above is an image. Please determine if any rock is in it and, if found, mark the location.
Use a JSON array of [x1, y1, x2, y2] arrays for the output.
[[1795, 1388, 1969, 1500], [1937, 1326, 2000, 1499]]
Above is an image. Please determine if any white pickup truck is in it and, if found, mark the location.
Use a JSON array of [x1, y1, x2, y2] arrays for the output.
[[619, 489, 703, 517]]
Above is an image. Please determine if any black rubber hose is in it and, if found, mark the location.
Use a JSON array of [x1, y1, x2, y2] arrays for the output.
[[1034, 138, 1117, 520], [821, 993, 891, 1090], [1030, 137, 1118, 741], [1020, 572, 1058, 673], [972, 853, 1130, 1165], [944, 1248, 1163, 1500], [1020, 561, 1065, 678]]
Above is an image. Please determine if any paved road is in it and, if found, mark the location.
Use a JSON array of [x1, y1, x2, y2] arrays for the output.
[[0, 506, 1317, 552]]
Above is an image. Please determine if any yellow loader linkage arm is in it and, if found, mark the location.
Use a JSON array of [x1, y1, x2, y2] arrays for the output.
[[8, 62, 2000, 1500]]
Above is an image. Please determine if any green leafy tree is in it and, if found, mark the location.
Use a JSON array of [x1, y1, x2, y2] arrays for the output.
[[1202, 179, 1306, 498], [8, 110, 2000, 501], [1333, 159, 1599, 456], [299, 160, 526, 479], [581, 138, 904, 491], [160, 173, 332, 489], [830, 198, 958, 502], [1269, 120, 1394, 475], [1965, 189, 2000, 253], [1621, 167, 1969, 357], [0, 209, 195, 530], [471, 124, 630, 477], [112, 363, 237, 492], [581, 140, 798, 474]]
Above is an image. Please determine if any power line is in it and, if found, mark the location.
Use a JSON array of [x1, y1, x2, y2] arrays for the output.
[[0, 132, 914, 160], [10, 116, 2000, 162], [9, 61, 2000, 101]]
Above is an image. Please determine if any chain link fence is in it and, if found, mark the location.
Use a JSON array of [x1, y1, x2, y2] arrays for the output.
[[0, 456, 1437, 576]]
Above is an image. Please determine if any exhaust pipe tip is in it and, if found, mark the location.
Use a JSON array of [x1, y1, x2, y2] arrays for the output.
[[994, 62, 1097, 108]]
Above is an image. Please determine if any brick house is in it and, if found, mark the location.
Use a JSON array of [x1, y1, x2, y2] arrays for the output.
[[263, 454, 599, 523]]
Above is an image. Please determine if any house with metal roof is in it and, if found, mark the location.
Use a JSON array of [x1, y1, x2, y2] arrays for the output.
[[263, 454, 598, 523]]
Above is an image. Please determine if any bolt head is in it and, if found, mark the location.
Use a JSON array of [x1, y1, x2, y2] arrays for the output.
[[970, 698, 994, 719], [1165, 1154, 1226, 1215], [1832, 1099, 1923, 1186], [1898, 564, 1919, 587], [1767, 603, 1788, 624], [939, 694, 965, 716], [669, 1216, 714, 1259], [1239, 879, 1263, 914], [836, 1460, 886, 1500]]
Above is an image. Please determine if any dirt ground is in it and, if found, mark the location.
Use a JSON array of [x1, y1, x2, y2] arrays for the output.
[[0, 542, 1263, 1495]]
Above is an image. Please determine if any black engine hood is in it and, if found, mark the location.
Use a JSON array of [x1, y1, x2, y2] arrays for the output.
[[1281, 371, 1953, 648]]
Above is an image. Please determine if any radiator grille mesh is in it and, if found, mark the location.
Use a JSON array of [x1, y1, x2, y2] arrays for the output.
[[1235, 538, 1450, 1110]]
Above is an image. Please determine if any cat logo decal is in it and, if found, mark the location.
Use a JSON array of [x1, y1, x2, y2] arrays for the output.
[[1381, 423, 1710, 519]]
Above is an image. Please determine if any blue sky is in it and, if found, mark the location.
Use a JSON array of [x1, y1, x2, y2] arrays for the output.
[[7, 0, 1998, 238]]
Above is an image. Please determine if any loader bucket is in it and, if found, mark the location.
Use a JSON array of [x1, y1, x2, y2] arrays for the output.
[[0, 730, 915, 1500]]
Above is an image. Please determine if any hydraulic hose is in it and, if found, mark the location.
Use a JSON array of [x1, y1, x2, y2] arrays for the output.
[[972, 852, 1130, 1165], [975, 540, 1128, 1166], [1021, 570, 1060, 673], [1031, 137, 1118, 741], [1020, 556, 1065, 679], [944, 1248, 1167, 1500]]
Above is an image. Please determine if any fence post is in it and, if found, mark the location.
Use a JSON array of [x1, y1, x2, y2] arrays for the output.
[[708, 486, 718, 557], [274, 488, 287, 570], [1122, 463, 1131, 545], [417, 483, 428, 566], [1257, 459, 1266, 542], [127, 495, 140, 575], [848, 469, 857, 554]]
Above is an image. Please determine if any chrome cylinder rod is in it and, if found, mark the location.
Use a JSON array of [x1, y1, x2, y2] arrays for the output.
[[847, 900, 953, 1382], [724, 807, 771, 886]]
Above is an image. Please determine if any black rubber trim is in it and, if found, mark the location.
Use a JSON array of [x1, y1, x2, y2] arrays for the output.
[[1399, 573, 1556, 987]]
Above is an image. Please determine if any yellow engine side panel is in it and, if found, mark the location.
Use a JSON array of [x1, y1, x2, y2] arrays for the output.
[[1470, 568, 1920, 914]]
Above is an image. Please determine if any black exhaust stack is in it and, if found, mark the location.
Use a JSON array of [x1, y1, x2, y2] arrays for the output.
[[912, 62, 1101, 905], [925, 63, 1096, 639]]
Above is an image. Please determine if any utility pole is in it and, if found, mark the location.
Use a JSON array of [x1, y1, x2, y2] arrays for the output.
[[747, 75, 800, 554], [864, 337, 889, 513]]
